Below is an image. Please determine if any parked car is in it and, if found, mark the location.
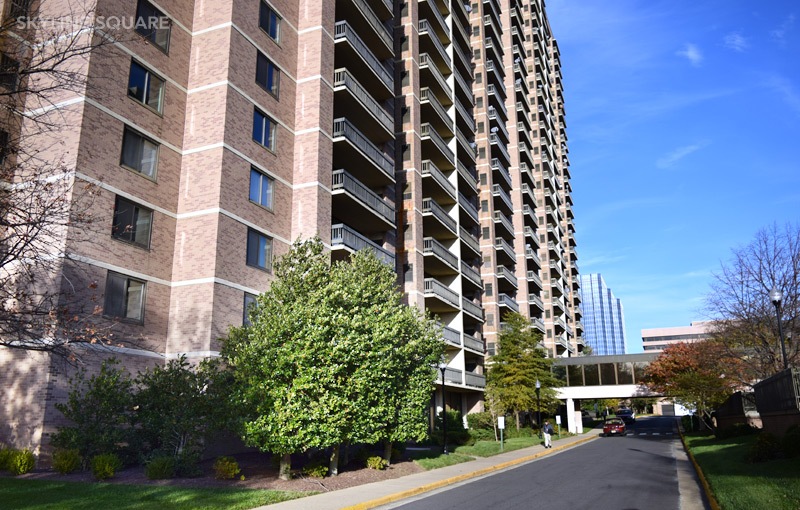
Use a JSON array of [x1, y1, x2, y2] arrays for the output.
[[616, 408, 635, 424], [602, 418, 627, 437]]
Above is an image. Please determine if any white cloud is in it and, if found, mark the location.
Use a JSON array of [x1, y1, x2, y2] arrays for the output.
[[771, 14, 796, 43], [765, 75, 800, 114], [656, 141, 710, 169], [723, 32, 749, 52], [676, 43, 703, 66]]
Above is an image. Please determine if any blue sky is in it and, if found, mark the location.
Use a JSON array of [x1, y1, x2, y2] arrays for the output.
[[546, 1, 800, 353]]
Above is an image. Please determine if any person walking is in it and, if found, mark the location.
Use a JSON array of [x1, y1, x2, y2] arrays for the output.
[[543, 420, 554, 448]]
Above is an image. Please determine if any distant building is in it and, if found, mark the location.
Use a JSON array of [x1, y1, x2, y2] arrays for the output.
[[641, 321, 714, 352], [578, 274, 626, 355]]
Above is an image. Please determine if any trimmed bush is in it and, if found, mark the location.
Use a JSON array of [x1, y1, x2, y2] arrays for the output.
[[469, 428, 495, 442], [366, 456, 388, 470], [301, 461, 328, 478], [145, 455, 176, 480], [746, 432, 781, 463], [8, 449, 35, 475], [52, 449, 82, 474], [466, 411, 495, 430], [91, 453, 122, 480], [0, 444, 13, 471], [213, 456, 241, 480], [782, 424, 800, 458], [716, 422, 757, 439]]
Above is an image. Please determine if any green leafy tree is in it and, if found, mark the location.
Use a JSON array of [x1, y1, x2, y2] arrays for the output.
[[222, 239, 442, 478], [485, 313, 560, 430], [52, 359, 135, 466], [133, 356, 229, 472]]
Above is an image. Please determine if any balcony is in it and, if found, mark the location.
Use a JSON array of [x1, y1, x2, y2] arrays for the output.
[[442, 325, 462, 347], [525, 246, 541, 267], [456, 160, 478, 194], [485, 60, 505, 87], [528, 292, 544, 311], [331, 223, 394, 266], [420, 53, 452, 99], [493, 211, 514, 238], [490, 133, 510, 164], [421, 159, 456, 201], [458, 192, 479, 225], [420, 122, 455, 168], [452, 42, 473, 79], [454, 99, 475, 132], [461, 260, 482, 289], [419, 20, 452, 72], [453, 71, 473, 106], [340, 0, 393, 57], [460, 226, 481, 257], [331, 169, 395, 232], [463, 332, 484, 354], [531, 317, 545, 333], [495, 237, 515, 262], [424, 278, 460, 311], [492, 183, 513, 213], [550, 278, 565, 296], [423, 236, 458, 273], [491, 158, 512, 189], [334, 21, 393, 95], [419, 0, 450, 45], [498, 293, 519, 313], [520, 183, 535, 206], [526, 270, 542, 289], [421, 87, 454, 136], [496, 265, 518, 288], [462, 297, 485, 321], [455, 128, 476, 163], [465, 371, 486, 389], [332, 117, 394, 186], [522, 204, 536, 223], [440, 366, 463, 385], [333, 68, 393, 138], [422, 197, 457, 235]]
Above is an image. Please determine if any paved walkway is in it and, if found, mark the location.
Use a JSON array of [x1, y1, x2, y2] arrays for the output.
[[256, 430, 708, 510]]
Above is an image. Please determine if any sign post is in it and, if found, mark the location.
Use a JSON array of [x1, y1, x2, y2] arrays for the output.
[[498, 416, 505, 451], [555, 415, 562, 437]]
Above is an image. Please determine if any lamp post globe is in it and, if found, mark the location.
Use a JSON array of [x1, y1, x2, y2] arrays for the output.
[[770, 287, 789, 371]]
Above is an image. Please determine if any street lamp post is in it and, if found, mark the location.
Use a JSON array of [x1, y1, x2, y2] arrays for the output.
[[439, 363, 448, 455], [535, 379, 541, 438], [770, 287, 789, 371]]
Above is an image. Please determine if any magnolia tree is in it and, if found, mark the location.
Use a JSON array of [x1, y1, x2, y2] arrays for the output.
[[705, 222, 799, 382], [222, 239, 443, 479]]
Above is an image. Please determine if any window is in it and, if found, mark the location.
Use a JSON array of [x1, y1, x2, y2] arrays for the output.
[[252, 108, 276, 151], [243, 293, 257, 326], [136, 0, 171, 53], [259, 2, 281, 42], [128, 60, 165, 112], [7, 0, 31, 19], [104, 271, 146, 322], [112, 196, 153, 248], [256, 51, 280, 97], [246, 228, 273, 271], [121, 127, 159, 178], [249, 167, 274, 209], [0, 54, 20, 91]]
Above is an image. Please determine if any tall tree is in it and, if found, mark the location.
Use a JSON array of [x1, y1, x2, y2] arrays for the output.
[[705, 223, 799, 381], [0, 2, 124, 359], [485, 312, 560, 430], [222, 239, 442, 478], [642, 341, 742, 430]]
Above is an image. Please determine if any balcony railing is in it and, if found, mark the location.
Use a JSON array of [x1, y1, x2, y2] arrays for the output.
[[492, 184, 513, 212], [334, 21, 392, 91], [531, 317, 545, 333], [462, 297, 484, 321], [331, 223, 394, 265], [498, 293, 519, 312], [455, 128, 476, 160], [420, 53, 452, 97], [333, 117, 394, 181], [332, 169, 395, 225], [421, 123, 455, 166], [442, 325, 462, 346], [465, 371, 486, 388], [452, 42, 473, 79], [442, 367, 463, 384], [525, 247, 541, 266], [458, 192, 479, 223], [424, 278, 460, 308], [490, 158, 512, 189], [463, 332, 484, 353], [421, 87, 453, 134], [453, 71, 473, 104], [528, 293, 544, 310], [460, 260, 481, 287], [460, 226, 480, 255], [422, 197, 457, 233], [496, 265, 517, 286], [495, 238, 515, 260], [454, 99, 475, 132], [419, 20, 452, 70], [333, 68, 392, 134], [526, 270, 542, 288], [456, 160, 478, 193], [490, 133, 510, 163], [493, 210, 513, 234], [423, 236, 458, 270], [350, 0, 392, 52], [421, 160, 456, 199]]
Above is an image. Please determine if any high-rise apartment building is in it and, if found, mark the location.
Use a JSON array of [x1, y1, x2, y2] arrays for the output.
[[578, 274, 626, 355], [0, 0, 580, 455]]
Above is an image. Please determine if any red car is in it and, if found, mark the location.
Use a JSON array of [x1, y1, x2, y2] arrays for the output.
[[602, 418, 627, 437]]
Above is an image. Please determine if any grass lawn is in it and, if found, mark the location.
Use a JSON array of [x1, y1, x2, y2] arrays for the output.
[[0, 478, 310, 510], [684, 433, 800, 510]]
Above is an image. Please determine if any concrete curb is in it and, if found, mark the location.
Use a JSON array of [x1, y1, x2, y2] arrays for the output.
[[678, 428, 721, 510], [342, 435, 599, 510]]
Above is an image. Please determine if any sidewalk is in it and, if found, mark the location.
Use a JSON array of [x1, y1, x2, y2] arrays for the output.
[[257, 432, 598, 510]]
